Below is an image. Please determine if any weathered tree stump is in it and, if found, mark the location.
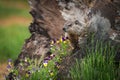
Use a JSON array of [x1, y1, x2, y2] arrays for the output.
[[7, 0, 120, 79]]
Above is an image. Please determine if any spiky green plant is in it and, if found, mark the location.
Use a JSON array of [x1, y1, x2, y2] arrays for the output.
[[70, 40, 119, 80]]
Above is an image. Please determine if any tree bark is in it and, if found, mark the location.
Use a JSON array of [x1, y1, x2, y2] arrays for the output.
[[14, 0, 65, 66]]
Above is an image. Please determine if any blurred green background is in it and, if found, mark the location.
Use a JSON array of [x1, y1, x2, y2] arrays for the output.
[[0, 0, 31, 63]]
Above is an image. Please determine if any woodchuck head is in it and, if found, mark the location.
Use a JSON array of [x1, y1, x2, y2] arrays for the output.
[[63, 20, 88, 48]]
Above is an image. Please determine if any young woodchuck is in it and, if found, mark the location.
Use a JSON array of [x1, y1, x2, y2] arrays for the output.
[[63, 13, 111, 48]]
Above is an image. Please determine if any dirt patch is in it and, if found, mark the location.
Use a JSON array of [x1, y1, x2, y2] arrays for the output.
[[2, 1, 30, 10], [0, 63, 8, 80], [0, 16, 32, 27]]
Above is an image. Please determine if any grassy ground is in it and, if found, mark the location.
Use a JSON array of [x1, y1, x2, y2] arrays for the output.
[[0, 25, 30, 62], [0, 0, 31, 79], [0, 0, 31, 62]]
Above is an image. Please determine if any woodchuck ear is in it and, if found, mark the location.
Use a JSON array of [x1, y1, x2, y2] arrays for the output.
[[75, 20, 83, 26]]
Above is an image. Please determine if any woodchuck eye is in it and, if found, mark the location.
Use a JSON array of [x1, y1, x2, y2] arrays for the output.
[[75, 20, 79, 25], [75, 20, 82, 26], [63, 27, 66, 32]]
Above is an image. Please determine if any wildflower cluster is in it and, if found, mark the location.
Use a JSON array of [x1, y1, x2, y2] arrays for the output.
[[7, 59, 13, 72], [50, 36, 69, 45], [50, 36, 73, 54], [6, 36, 72, 80], [38, 36, 72, 79], [6, 59, 19, 80]]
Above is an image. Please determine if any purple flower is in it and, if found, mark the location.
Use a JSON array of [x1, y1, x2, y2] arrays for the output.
[[44, 60, 48, 63], [51, 39, 56, 44], [62, 37, 66, 41], [43, 60, 48, 67], [27, 71, 31, 74], [8, 59, 12, 62], [7, 64, 11, 69], [44, 56, 51, 60], [55, 62, 60, 69], [53, 39, 56, 43]]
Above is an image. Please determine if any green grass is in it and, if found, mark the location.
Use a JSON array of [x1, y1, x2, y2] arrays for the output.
[[0, 0, 31, 62], [0, 0, 31, 19], [0, 25, 30, 62], [70, 41, 120, 80]]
